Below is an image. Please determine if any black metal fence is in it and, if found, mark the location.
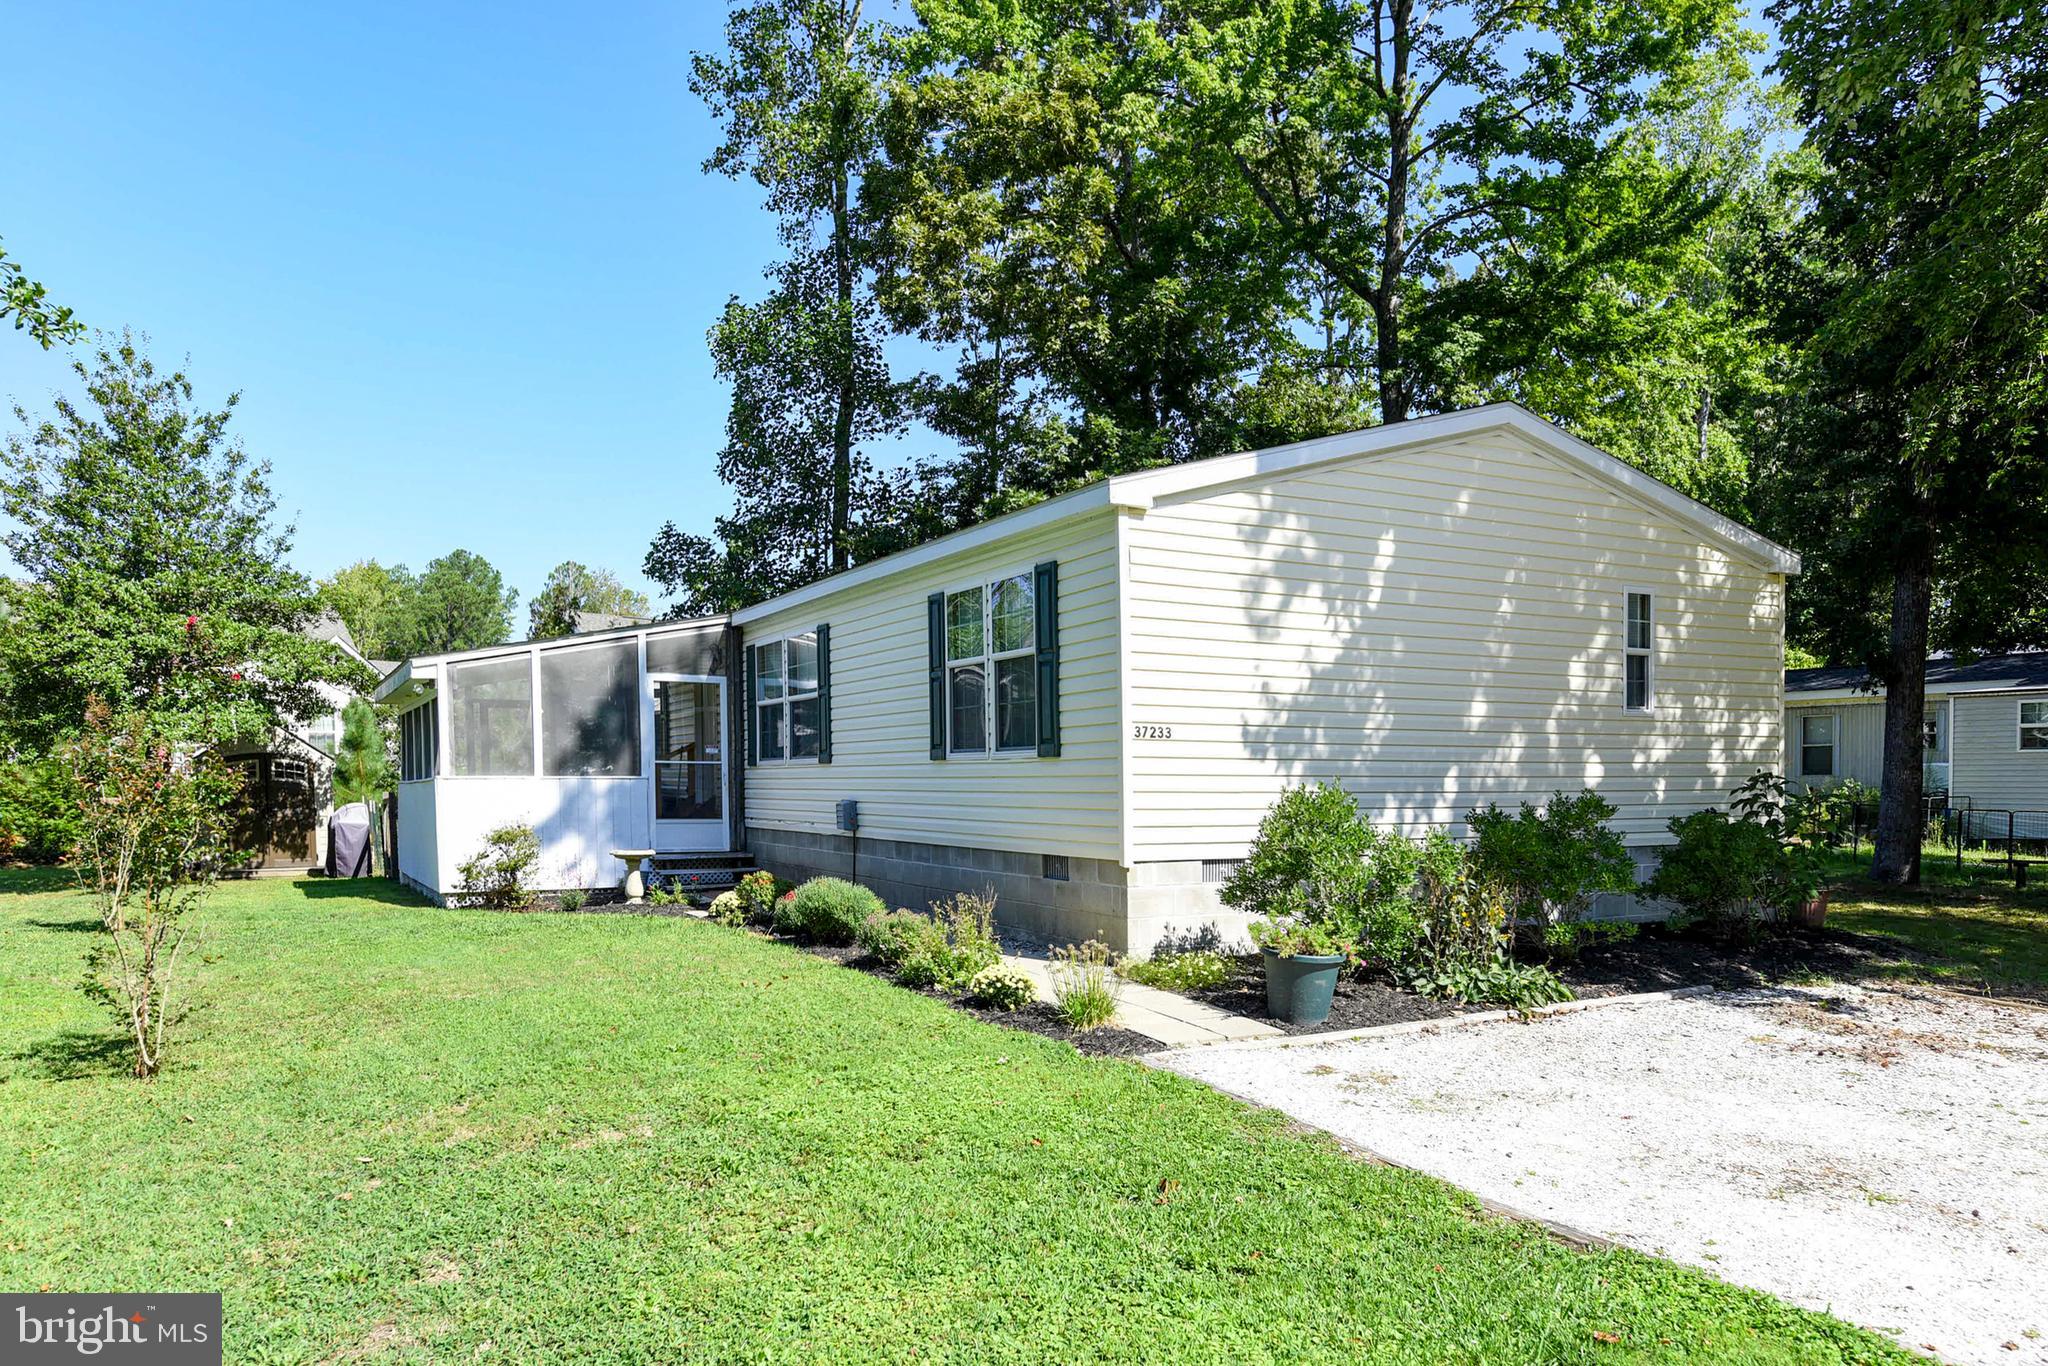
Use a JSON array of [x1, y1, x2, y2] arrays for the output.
[[1843, 796, 2048, 883]]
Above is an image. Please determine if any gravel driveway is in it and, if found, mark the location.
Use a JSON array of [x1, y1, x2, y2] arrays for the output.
[[1155, 985, 2048, 1365]]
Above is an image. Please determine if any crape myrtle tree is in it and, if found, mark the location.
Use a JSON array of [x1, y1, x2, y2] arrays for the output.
[[1761, 0, 2048, 883], [0, 335, 362, 755], [650, 0, 906, 616]]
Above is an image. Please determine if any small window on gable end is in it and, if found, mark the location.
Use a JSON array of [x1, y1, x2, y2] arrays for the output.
[[2021, 700, 2048, 751], [1623, 592, 1654, 713]]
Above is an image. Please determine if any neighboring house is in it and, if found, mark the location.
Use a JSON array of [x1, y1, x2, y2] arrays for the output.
[[1783, 653, 2048, 815], [375, 402, 1799, 949], [221, 611, 383, 872]]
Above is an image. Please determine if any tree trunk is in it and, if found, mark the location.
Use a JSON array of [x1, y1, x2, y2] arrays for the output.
[[830, 126, 856, 574], [1376, 0, 1414, 424], [1870, 541, 1934, 884]]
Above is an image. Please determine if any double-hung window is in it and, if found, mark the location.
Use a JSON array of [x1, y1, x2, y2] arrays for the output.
[[946, 573, 1037, 755], [2021, 700, 2048, 751], [753, 633, 820, 761], [1623, 591, 1654, 713], [1800, 713, 1836, 777]]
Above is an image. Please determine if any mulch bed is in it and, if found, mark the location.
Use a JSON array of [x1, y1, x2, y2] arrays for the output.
[[789, 939, 1165, 1058], [1186, 923, 1957, 1036]]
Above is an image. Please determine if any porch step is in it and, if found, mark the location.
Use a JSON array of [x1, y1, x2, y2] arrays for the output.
[[647, 851, 757, 897]]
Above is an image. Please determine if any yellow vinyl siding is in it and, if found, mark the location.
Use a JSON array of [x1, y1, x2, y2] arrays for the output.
[[741, 510, 1122, 860], [1119, 431, 1785, 856]]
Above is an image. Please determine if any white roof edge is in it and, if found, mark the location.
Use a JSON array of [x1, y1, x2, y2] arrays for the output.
[[1788, 682, 2048, 702], [734, 403, 1797, 628], [370, 659, 434, 704], [370, 615, 729, 701], [733, 483, 1114, 624], [1109, 403, 1802, 576]]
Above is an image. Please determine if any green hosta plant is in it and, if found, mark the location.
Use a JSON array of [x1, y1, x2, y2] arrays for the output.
[[1412, 955, 1573, 1010]]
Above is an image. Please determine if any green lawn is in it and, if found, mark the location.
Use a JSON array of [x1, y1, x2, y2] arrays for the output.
[[0, 872, 1904, 1364], [1819, 851, 2048, 993]]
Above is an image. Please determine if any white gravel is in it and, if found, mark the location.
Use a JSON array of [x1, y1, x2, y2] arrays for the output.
[[1155, 986, 2048, 1365]]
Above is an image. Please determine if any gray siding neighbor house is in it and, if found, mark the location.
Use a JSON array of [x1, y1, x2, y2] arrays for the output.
[[1782, 653, 2048, 812]]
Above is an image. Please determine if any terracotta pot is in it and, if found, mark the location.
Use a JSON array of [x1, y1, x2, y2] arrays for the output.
[[1795, 890, 1829, 929]]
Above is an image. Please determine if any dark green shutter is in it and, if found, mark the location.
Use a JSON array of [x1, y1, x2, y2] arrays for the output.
[[815, 623, 832, 764], [927, 592, 946, 760], [1033, 560, 1061, 757], [742, 642, 757, 766]]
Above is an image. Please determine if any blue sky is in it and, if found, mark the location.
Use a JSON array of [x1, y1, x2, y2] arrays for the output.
[[1, 2, 784, 611], [3, 3, 1777, 617]]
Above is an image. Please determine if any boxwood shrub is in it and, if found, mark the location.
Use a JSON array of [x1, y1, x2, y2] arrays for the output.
[[777, 877, 885, 944]]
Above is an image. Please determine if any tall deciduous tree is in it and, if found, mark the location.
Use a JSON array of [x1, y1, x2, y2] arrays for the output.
[[1761, 0, 2048, 883], [528, 561, 651, 639], [0, 336, 358, 754], [1164, 0, 1757, 430], [670, 0, 902, 612], [869, 1, 1329, 527], [317, 558, 414, 660]]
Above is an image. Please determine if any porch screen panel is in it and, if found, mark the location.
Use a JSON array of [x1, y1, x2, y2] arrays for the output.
[[645, 630, 724, 678], [541, 640, 641, 776], [449, 655, 533, 776]]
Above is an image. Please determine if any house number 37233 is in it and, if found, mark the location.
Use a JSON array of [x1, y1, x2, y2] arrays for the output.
[[1132, 724, 1173, 740]]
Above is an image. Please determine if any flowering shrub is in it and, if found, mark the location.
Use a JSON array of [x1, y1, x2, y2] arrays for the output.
[[65, 699, 240, 1079], [966, 964, 1036, 1011]]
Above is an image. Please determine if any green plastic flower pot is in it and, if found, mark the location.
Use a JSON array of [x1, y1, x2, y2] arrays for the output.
[[1261, 948, 1344, 1026]]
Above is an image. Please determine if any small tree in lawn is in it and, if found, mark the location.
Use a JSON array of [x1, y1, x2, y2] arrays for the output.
[[331, 697, 395, 876], [65, 698, 239, 1078]]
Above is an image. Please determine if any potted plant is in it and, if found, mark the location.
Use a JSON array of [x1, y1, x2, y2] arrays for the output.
[[1784, 839, 1829, 929], [1250, 917, 1349, 1026]]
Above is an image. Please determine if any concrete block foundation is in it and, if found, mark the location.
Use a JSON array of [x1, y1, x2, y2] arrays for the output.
[[743, 826, 1256, 954]]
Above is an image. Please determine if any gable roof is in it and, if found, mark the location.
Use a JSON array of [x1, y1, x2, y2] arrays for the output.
[[1786, 652, 2048, 698], [733, 402, 1799, 624]]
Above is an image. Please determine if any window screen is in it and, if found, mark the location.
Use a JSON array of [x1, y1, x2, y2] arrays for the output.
[[646, 629, 724, 677], [1800, 713, 1835, 776], [2022, 700, 2048, 751], [1623, 592, 1653, 712], [450, 655, 533, 776], [541, 640, 640, 776], [399, 702, 439, 782], [945, 577, 1036, 754]]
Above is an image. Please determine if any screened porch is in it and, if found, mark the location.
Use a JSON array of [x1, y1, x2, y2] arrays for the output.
[[373, 617, 739, 897]]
